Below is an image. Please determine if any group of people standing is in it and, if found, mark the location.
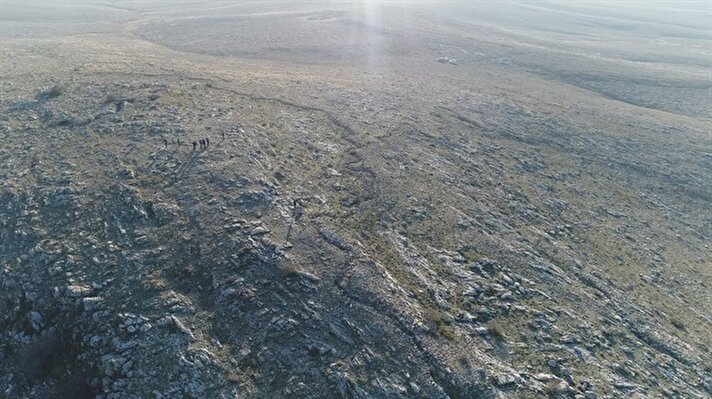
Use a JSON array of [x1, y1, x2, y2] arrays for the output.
[[163, 137, 208, 151], [164, 130, 229, 151], [192, 138, 210, 151]]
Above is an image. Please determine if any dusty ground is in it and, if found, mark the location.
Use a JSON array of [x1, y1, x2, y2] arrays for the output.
[[1, 1, 710, 398]]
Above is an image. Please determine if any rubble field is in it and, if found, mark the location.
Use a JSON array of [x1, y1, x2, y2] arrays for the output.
[[1, 1, 710, 398]]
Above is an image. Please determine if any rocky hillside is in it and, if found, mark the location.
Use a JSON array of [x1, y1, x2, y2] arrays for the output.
[[1, 1, 710, 398]]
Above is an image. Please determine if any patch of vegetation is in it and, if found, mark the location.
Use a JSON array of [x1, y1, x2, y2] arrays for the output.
[[37, 85, 63, 100], [17, 333, 63, 381], [56, 370, 95, 399], [670, 317, 686, 332], [422, 307, 455, 341], [436, 324, 456, 341], [458, 247, 487, 263], [487, 323, 506, 342], [103, 94, 117, 104], [277, 259, 300, 276], [543, 380, 566, 397]]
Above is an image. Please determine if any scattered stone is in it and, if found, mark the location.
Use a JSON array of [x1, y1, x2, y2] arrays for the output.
[[27, 311, 43, 332], [66, 284, 92, 298], [251, 226, 270, 235], [436, 56, 457, 65], [82, 296, 103, 311], [494, 373, 522, 387], [329, 321, 355, 345], [171, 316, 196, 341]]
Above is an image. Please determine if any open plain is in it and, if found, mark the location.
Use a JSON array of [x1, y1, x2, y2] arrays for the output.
[[1, 1, 711, 398]]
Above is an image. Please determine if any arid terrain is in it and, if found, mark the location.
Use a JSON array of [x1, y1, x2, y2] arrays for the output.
[[1, 1, 710, 398]]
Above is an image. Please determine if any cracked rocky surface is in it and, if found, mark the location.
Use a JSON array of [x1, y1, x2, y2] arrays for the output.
[[1, 1, 711, 398]]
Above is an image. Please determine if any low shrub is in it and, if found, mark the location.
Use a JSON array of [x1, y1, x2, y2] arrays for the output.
[[56, 370, 95, 399], [17, 333, 63, 381], [487, 323, 506, 342], [37, 85, 63, 100]]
